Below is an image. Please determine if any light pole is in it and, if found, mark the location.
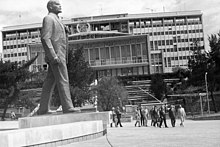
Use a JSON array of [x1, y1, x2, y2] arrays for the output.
[[205, 72, 210, 114]]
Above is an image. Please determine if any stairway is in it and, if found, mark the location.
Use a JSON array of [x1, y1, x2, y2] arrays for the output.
[[125, 80, 162, 105]]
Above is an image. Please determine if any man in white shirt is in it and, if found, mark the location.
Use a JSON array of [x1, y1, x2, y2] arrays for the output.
[[178, 105, 186, 127]]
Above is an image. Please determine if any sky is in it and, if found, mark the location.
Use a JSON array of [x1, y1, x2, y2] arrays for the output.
[[0, 0, 220, 53]]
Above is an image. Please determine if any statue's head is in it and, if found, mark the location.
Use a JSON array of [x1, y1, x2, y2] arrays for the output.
[[47, 0, 62, 14]]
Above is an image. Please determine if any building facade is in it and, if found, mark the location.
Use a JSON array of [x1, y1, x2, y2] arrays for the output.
[[1, 10, 204, 74], [29, 34, 152, 78]]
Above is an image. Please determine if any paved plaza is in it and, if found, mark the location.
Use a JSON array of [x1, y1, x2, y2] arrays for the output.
[[62, 119, 220, 147], [0, 118, 220, 147]]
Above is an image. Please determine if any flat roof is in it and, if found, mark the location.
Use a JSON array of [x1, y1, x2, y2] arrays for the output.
[[68, 34, 147, 44], [2, 10, 202, 32]]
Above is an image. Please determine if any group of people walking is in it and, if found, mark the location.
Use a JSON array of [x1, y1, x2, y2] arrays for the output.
[[135, 104, 186, 128], [110, 104, 186, 128]]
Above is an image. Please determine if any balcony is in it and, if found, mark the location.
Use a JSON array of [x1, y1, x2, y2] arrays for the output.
[[90, 58, 149, 69]]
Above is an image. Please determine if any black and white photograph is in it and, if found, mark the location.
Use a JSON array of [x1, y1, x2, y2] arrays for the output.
[[0, 0, 220, 146]]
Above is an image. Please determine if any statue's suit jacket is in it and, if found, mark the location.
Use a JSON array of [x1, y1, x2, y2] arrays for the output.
[[41, 12, 67, 63], [39, 12, 73, 114]]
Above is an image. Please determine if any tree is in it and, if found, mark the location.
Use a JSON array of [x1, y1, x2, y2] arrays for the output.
[[185, 34, 220, 112], [150, 74, 167, 101], [173, 67, 190, 82], [16, 90, 38, 111], [208, 31, 220, 112], [0, 56, 37, 120], [67, 47, 95, 107], [20, 70, 46, 90], [94, 76, 128, 111], [188, 41, 209, 86]]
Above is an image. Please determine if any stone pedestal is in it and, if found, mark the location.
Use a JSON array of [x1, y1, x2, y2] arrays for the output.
[[19, 111, 109, 129], [0, 112, 109, 147]]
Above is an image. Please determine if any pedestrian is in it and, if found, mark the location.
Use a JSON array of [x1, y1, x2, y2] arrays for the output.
[[150, 107, 154, 126], [159, 105, 168, 128], [168, 105, 176, 127], [178, 105, 186, 127], [115, 106, 123, 127], [140, 106, 145, 126], [144, 107, 149, 127], [10, 111, 16, 120], [135, 107, 141, 127], [152, 105, 160, 127], [110, 107, 117, 127]]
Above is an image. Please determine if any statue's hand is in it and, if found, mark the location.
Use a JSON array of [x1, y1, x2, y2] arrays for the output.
[[52, 56, 61, 64], [64, 25, 71, 35]]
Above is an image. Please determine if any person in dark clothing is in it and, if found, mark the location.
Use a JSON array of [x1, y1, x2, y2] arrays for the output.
[[151, 106, 160, 127], [159, 105, 168, 128], [168, 105, 176, 127], [140, 106, 145, 126], [115, 106, 123, 127], [135, 107, 141, 127]]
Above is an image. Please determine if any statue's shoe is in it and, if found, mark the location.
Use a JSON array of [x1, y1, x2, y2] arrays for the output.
[[37, 110, 57, 115], [64, 108, 81, 113]]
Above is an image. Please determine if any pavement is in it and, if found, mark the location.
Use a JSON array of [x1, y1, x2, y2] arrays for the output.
[[1, 116, 220, 147], [62, 119, 220, 147]]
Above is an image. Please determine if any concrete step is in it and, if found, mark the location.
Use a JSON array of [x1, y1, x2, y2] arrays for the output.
[[0, 120, 104, 147], [0, 112, 110, 147], [19, 111, 110, 129]]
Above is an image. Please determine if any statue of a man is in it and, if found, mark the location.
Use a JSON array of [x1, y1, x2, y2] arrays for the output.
[[38, 0, 80, 115]]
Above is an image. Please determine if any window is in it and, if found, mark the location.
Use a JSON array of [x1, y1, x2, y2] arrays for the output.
[[142, 43, 148, 56], [170, 40, 173, 45], [131, 44, 137, 56]]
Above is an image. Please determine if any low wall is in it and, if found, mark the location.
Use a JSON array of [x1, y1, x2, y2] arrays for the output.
[[121, 114, 133, 122], [0, 120, 104, 147]]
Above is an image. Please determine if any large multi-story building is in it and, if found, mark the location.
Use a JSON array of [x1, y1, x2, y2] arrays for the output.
[[1, 10, 204, 74], [1, 10, 205, 104]]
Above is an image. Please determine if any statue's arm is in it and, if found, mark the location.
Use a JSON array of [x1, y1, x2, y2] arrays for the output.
[[41, 16, 57, 61]]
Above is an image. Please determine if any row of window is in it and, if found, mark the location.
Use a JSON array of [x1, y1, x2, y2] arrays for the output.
[[4, 52, 27, 58], [3, 35, 40, 41], [150, 37, 204, 47], [89, 57, 148, 66], [173, 37, 204, 43], [82, 43, 148, 61], [132, 21, 202, 28], [13, 60, 26, 65], [163, 46, 204, 52], [140, 29, 203, 36], [97, 66, 150, 78], [166, 55, 194, 61], [3, 44, 27, 50]]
